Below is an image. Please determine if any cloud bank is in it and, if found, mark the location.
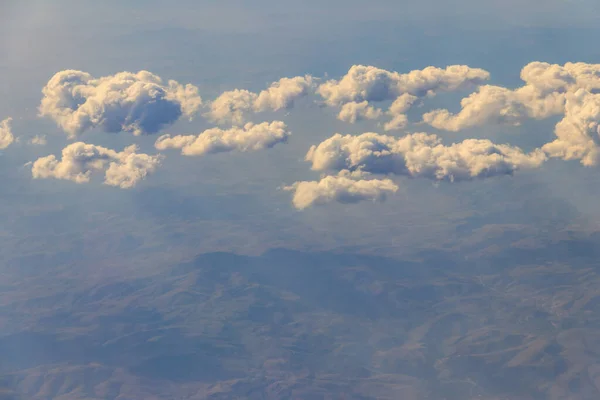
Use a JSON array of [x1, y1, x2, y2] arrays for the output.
[[26, 61, 600, 207], [155, 121, 290, 156], [39, 70, 202, 137], [0, 117, 14, 149], [31, 142, 162, 188]]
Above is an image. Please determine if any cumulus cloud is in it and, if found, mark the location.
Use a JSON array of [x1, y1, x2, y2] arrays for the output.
[[0, 117, 14, 149], [317, 64, 489, 106], [384, 94, 418, 131], [423, 84, 565, 131], [305, 132, 546, 182], [29, 135, 47, 146], [337, 101, 382, 123], [206, 76, 314, 125], [155, 121, 290, 156], [39, 70, 202, 137], [521, 62, 600, 94], [31, 142, 162, 188], [253, 75, 314, 112], [423, 61, 600, 131], [206, 89, 257, 125], [284, 174, 399, 209], [542, 89, 600, 166]]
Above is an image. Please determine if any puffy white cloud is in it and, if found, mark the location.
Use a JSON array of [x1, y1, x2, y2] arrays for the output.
[[39, 70, 202, 137], [306, 132, 546, 182], [423, 85, 566, 131], [206, 76, 314, 125], [206, 89, 257, 125], [254, 75, 314, 112], [29, 135, 47, 146], [31, 142, 162, 188], [337, 101, 382, 123], [284, 174, 399, 209], [0, 117, 14, 149], [542, 89, 600, 166], [384, 94, 418, 131], [317, 64, 490, 106], [155, 121, 290, 156], [423, 61, 600, 131], [521, 62, 600, 94]]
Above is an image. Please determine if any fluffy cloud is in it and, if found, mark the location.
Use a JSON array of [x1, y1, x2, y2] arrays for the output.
[[542, 89, 600, 166], [31, 142, 162, 188], [306, 132, 546, 182], [337, 101, 382, 123], [155, 121, 290, 156], [284, 174, 399, 209], [0, 117, 14, 149], [423, 85, 566, 131], [206, 76, 314, 125], [253, 75, 314, 112], [384, 94, 418, 131], [521, 62, 600, 94], [29, 135, 47, 146], [206, 89, 257, 125], [423, 61, 600, 131], [39, 70, 202, 137], [317, 65, 490, 106]]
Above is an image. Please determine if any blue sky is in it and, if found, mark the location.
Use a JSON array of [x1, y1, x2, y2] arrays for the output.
[[2, 0, 600, 261]]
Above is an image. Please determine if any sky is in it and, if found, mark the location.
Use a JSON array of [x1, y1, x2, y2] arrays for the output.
[[3, 1, 600, 397], [0, 0, 599, 258]]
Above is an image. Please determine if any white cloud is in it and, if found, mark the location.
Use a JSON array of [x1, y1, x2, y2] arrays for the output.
[[206, 89, 257, 125], [31, 142, 162, 188], [39, 70, 202, 137], [254, 75, 314, 112], [29, 135, 47, 146], [0, 117, 14, 149], [337, 101, 382, 123], [284, 174, 399, 209], [384, 94, 418, 131], [306, 132, 546, 182], [317, 64, 490, 106], [155, 121, 290, 156], [521, 62, 600, 94], [206, 76, 314, 125], [423, 84, 566, 131], [542, 89, 600, 166], [423, 61, 600, 131]]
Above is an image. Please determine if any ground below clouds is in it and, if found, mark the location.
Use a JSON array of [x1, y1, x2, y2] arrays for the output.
[[2, 235, 600, 399]]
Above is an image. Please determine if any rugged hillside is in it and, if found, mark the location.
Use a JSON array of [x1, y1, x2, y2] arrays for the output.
[[2, 241, 600, 399]]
